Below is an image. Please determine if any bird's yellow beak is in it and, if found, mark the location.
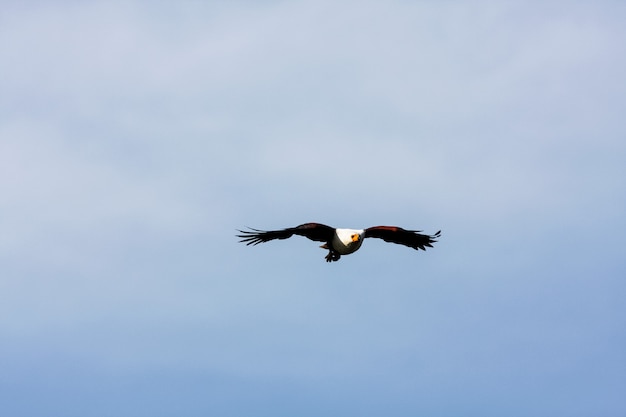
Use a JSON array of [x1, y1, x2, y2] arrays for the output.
[[351, 234, 360, 242]]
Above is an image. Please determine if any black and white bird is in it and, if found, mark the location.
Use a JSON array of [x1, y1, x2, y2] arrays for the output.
[[237, 223, 441, 262]]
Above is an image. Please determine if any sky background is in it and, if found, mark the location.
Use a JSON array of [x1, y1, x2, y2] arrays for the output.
[[1, 1, 625, 416]]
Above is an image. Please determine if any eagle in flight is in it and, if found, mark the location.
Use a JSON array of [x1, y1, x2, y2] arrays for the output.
[[237, 223, 441, 262]]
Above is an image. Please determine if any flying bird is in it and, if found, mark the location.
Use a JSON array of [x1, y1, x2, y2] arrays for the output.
[[237, 223, 441, 262]]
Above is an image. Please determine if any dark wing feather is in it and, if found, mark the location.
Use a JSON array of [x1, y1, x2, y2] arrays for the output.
[[237, 223, 335, 246], [364, 226, 441, 251]]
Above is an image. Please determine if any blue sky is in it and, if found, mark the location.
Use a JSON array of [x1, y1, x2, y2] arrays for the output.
[[1, 2, 625, 416]]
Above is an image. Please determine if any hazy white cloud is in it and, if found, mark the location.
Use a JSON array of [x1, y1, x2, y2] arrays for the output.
[[0, 120, 218, 269]]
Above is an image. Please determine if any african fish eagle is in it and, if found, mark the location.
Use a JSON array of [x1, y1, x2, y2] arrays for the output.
[[237, 223, 441, 262]]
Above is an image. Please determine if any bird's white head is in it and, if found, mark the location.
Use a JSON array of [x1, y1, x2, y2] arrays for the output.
[[334, 228, 364, 254]]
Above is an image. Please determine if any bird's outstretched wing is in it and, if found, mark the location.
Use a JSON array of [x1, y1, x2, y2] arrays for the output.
[[237, 223, 335, 246], [364, 226, 441, 250]]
